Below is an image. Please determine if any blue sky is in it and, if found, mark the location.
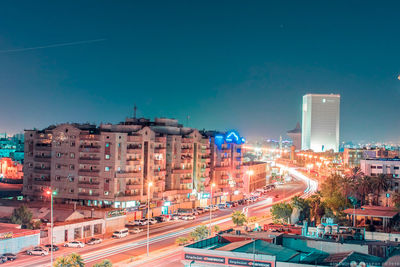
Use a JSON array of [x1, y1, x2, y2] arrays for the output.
[[0, 1, 399, 142]]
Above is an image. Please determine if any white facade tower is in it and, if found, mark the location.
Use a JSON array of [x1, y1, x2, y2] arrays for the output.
[[301, 94, 340, 152]]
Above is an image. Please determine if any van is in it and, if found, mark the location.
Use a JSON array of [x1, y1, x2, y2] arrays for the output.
[[112, 228, 129, 238]]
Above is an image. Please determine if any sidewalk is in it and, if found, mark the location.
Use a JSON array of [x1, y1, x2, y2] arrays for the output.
[[116, 245, 182, 267]]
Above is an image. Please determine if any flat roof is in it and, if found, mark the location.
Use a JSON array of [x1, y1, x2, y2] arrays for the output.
[[363, 157, 400, 162], [343, 208, 398, 218]]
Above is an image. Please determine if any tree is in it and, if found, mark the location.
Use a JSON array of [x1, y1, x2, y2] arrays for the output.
[[271, 203, 292, 224], [291, 196, 310, 222], [247, 216, 257, 223], [10, 205, 33, 229], [54, 253, 84, 267], [189, 225, 209, 241], [231, 211, 247, 226], [213, 225, 220, 233], [93, 260, 112, 267], [175, 236, 189, 246], [309, 193, 325, 225], [392, 193, 400, 209], [372, 174, 391, 205]]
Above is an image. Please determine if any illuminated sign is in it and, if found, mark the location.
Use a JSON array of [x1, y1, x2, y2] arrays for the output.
[[106, 209, 125, 218], [185, 254, 225, 264], [163, 201, 171, 207], [0, 232, 13, 240], [228, 258, 272, 267]]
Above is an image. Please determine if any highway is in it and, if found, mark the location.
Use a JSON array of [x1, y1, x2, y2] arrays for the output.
[[3, 166, 317, 267]]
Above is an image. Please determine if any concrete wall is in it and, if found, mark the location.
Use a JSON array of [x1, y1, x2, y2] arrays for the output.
[[105, 215, 126, 233], [0, 234, 40, 254], [365, 231, 400, 242]]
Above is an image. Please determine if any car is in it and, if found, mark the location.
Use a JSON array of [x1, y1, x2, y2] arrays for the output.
[[181, 214, 196, 220], [147, 218, 157, 225], [112, 228, 129, 238], [129, 227, 144, 234], [171, 214, 180, 221], [64, 241, 85, 248], [86, 238, 102, 245], [44, 244, 59, 251], [196, 207, 205, 213], [2, 253, 16, 261], [153, 216, 164, 223], [0, 256, 7, 264], [217, 203, 227, 209], [27, 247, 49, 256]]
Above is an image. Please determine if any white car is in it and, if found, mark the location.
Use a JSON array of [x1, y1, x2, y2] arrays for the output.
[[27, 247, 49, 256], [129, 227, 144, 234], [147, 218, 157, 225], [64, 241, 85, 248], [86, 238, 102, 245], [181, 214, 196, 220]]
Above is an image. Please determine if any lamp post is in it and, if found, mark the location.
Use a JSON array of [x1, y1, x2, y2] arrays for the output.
[[46, 189, 56, 267], [147, 181, 153, 257], [209, 183, 215, 236]]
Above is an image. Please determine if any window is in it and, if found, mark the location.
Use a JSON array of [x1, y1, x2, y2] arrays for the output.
[[69, 189, 74, 193], [56, 164, 61, 169], [55, 176, 61, 181], [105, 166, 110, 172], [68, 176, 74, 182], [377, 166, 383, 169], [69, 164, 75, 170], [106, 143, 110, 148], [105, 179, 110, 183], [394, 166, 399, 170], [105, 154, 110, 160], [70, 152, 75, 159], [371, 166, 377, 169], [57, 152, 62, 158], [104, 191, 109, 196]]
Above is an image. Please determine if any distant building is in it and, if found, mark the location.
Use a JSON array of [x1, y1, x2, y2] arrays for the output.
[[302, 94, 340, 152], [0, 158, 23, 179], [344, 148, 399, 168], [287, 122, 301, 151], [0, 133, 24, 163], [360, 158, 400, 178], [242, 161, 267, 194]]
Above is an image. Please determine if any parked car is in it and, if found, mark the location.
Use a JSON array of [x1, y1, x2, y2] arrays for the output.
[[0, 256, 7, 264], [1, 253, 16, 261], [112, 228, 129, 238], [181, 214, 196, 220], [196, 207, 205, 213], [44, 244, 59, 251], [217, 203, 227, 209], [86, 238, 102, 245], [27, 247, 49, 256], [129, 227, 143, 234], [161, 215, 172, 221], [147, 218, 157, 225], [64, 241, 85, 248], [153, 216, 164, 223], [171, 214, 180, 221]]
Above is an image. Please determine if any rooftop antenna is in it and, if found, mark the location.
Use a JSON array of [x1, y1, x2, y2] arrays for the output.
[[133, 104, 137, 119]]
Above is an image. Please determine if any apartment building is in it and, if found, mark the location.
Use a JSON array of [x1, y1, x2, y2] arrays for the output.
[[241, 161, 267, 194], [23, 117, 244, 208], [360, 158, 400, 178]]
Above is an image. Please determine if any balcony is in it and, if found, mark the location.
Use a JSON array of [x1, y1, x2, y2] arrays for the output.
[[172, 168, 192, 174], [126, 159, 141, 165], [78, 181, 100, 189], [79, 135, 101, 141], [33, 178, 50, 185], [78, 169, 100, 177], [78, 192, 100, 197], [115, 171, 142, 178], [181, 178, 192, 184], [127, 148, 142, 154], [34, 156, 51, 162], [181, 148, 193, 154], [34, 167, 51, 173], [79, 145, 100, 153], [35, 144, 52, 151], [126, 183, 142, 190], [182, 138, 193, 144], [155, 137, 166, 143], [78, 157, 100, 164], [215, 165, 231, 171], [154, 169, 166, 176], [154, 146, 166, 152]]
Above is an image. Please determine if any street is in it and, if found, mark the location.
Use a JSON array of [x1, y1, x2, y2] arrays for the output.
[[3, 171, 313, 267]]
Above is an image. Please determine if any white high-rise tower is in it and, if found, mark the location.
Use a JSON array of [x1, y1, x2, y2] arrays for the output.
[[301, 94, 340, 152]]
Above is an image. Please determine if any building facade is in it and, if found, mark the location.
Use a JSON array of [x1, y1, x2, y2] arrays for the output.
[[360, 158, 400, 178], [287, 123, 301, 151], [242, 162, 267, 194], [301, 94, 340, 152], [23, 117, 247, 208]]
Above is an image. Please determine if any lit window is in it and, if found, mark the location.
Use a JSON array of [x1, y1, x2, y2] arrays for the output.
[[105, 167, 110, 172], [70, 153, 75, 159], [106, 143, 110, 148], [105, 154, 110, 160]]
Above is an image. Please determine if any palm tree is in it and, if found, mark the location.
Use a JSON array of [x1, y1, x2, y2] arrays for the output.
[[308, 193, 325, 225], [231, 211, 247, 226], [357, 176, 373, 205], [372, 174, 391, 205], [54, 253, 84, 267]]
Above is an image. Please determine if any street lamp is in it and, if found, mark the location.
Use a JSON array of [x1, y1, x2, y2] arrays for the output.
[[209, 183, 216, 236], [147, 181, 153, 257], [46, 189, 57, 267]]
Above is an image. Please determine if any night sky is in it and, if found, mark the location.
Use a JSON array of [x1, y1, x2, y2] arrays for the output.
[[0, 1, 399, 142]]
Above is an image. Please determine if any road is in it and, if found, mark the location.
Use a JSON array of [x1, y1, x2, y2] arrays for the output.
[[3, 169, 315, 267]]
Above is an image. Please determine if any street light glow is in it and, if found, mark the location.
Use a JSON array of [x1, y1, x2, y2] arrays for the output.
[[148, 182, 153, 187]]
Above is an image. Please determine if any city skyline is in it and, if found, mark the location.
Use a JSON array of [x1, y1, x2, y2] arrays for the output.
[[1, 1, 400, 142]]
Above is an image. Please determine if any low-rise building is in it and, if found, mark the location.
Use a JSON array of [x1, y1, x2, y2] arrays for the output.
[[360, 158, 400, 177], [241, 161, 267, 194], [0, 223, 40, 254]]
